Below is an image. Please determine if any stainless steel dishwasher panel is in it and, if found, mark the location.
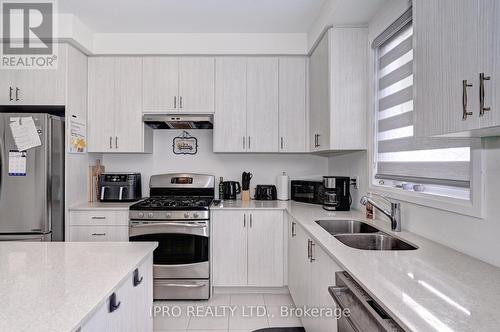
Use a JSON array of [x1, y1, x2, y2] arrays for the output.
[[329, 271, 404, 332]]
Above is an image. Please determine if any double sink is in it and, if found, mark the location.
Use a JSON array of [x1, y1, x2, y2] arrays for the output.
[[316, 219, 417, 251]]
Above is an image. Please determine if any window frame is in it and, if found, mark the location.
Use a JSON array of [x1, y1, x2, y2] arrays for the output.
[[367, 16, 485, 219]]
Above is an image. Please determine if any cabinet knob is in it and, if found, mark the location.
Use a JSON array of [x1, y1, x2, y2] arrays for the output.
[[133, 268, 143, 287], [109, 293, 121, 313]]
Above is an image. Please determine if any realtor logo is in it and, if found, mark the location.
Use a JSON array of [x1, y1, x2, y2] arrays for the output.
[[1, 1, 57, 69]]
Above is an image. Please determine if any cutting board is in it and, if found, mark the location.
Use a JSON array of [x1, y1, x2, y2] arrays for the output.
[[88, 160, 105, 202]]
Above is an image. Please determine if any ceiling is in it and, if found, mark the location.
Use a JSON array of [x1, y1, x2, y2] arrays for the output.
[[58, 0, 328, 33]]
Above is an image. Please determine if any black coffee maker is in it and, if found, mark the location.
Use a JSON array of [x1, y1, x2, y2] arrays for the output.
[[222, 181, 241, 200], [322, 176, 351, 211]]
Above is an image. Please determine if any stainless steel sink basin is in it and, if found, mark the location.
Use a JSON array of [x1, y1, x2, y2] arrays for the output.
[[334, 233, 417, 251], [315, 220, 380, 235]]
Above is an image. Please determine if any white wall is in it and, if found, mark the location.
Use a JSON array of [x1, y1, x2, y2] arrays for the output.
[[328, 0, 500, 268], [102, 130, 328, 198]]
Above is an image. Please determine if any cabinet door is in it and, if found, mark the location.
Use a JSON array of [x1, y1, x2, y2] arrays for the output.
[[179, 57, 215, 113], [88, 57, 116, 152], [478, 0, 500, 129], [114, 57, 146, 152], [213, 57, 247, 152], [247, 210, 284, 286], [246, 57, 279, 152], [211, 210, 248, 286], [143, 57, 179, 112], [414, 0, 480, 136], [130, 254, 154, 332], [287, 221, 310, 310], [309, 34, 330, 151], [307, 242, 341, 332], [69, 225, 129, 241], [279, 57, 308, 152]]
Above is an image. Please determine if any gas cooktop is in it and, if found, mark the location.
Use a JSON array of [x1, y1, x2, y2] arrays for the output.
[[130, 196, 213, 211]]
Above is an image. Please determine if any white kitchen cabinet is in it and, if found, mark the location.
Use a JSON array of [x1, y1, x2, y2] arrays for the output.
[[69, 210, 129, 241], [247, 210, 284, 286], [0, 44, 66, 105], [143, 57, 179, 111], [246, 58, 279, 152], [279, 57, 308, 152], [288, 218, 341, 332], [88, 57, 152, 153], [414, 0, 500, 137], [212, 210, 248, 286], [309, 28, 367, 152], [213, 57, 247, 152], [142, 57, 214, 113], [211, 209, 284, 287], [81, 254, 153, 332]]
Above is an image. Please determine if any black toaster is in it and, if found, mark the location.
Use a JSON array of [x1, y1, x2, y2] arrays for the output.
[[255, 185, 277, 200], [99, 173, 142, 202]]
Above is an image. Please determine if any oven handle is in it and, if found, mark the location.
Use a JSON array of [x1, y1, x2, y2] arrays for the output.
[[155, 281, 207, 288], [129, 221, 208, 237], [130, 222, 207, 228]]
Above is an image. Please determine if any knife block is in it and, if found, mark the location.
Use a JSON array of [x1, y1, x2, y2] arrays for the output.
[[241, 190, 250, 201]]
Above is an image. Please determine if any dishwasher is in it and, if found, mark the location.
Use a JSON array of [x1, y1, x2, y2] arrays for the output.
[[329, 272, 405, 332]]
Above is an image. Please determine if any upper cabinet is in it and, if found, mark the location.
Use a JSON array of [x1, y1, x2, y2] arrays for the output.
[[0, 44, 66, 105], [214, 56, 308, 153], [88, 57, 152, 153], [142, 57, 214, 113], [309, 28, 368, 152], [414, 0, 500, 137], [279, 57, 308, 152]]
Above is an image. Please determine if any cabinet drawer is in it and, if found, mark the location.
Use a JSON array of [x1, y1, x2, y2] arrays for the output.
[[69, 226, 129, 242], [70, 211, 127, 226]]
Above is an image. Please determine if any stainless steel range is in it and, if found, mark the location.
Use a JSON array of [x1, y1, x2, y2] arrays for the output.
[[129, 173, 214, 300]]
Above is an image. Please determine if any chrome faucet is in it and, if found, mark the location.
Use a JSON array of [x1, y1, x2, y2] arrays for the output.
[[360, 193, 401, 232]]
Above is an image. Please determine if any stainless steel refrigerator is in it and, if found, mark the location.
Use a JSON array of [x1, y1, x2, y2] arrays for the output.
[[0, 113, 64, 241]]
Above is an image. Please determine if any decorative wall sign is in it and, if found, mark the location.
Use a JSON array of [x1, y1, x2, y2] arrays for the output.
[[173, 131, 198, 155]]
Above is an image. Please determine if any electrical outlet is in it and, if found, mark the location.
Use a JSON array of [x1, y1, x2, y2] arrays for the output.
[[350, 176, 360, 190]]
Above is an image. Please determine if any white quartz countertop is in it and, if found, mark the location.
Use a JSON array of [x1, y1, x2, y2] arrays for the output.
[[0, 242, 157, 332], [214, 200, 500, 332], [69, 201, 138, 210]]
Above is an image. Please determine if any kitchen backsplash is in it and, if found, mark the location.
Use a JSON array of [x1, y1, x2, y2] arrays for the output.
[[101, 130, 328, 197]]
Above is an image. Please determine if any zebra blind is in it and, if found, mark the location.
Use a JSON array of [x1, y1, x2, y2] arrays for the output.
[[374, 15, 471, 188]]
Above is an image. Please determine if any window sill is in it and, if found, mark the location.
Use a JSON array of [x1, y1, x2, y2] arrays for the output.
[[369, 184, 485, 219]]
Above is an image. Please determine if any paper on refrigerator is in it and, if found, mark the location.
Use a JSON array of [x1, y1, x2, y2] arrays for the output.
[[8, 151, 27, 176], [9, 117, 42, 151]]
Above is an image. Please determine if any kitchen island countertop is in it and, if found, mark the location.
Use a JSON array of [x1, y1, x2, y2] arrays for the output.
[[0, 241, 157, 332]]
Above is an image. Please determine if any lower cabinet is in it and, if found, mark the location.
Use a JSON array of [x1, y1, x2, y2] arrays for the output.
[[69, 210, 129, 241], [81, 254, 153, 332], [288, 217, 342, 332], [212, 209, 284, 287]]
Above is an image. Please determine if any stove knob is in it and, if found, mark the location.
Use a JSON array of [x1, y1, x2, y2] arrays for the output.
[[138, 212, 144, 218], [193, 212, 200, 218], [165, 213, 172, 219], [184, 213, 190, 219], [148, 212, 154, 218]]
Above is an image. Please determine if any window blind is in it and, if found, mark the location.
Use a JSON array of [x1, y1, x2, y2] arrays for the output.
[[374, 15, 471, 188]]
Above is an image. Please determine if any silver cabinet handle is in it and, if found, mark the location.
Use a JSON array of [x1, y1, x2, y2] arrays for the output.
[[248, 136, 251, 150], [174, 96, 177, 109], [91, 216, 106, 220], [9, 87, 13, 101], [179, 96, 183, 109], [243, 136, 246, 150], [243, 214, 246, 227], [479, 73, 491, 116], [310, 241, 316, 262], [115, 136, 118, 149], [249, 213, 253, 228], [462, 80, 473, 120], [15, 87, 19, 101], [307, 239, 311, 259], [291, 221, 296, 237], [316, 134, 320, 147], [92, 233, 106, 236], [280, 137, 284, 150], [109, 136, 113, 149]]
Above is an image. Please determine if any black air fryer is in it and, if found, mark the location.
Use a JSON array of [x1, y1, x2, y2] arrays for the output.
[[99, 173, 142, 202]]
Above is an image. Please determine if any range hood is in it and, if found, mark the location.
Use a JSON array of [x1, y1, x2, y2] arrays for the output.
[[143, 114, 213, 129]]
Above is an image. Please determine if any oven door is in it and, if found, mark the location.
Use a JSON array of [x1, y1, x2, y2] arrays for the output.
[[129, 221, 209, 278]]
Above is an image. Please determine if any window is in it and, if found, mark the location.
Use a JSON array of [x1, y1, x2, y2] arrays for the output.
[[372, 9, 473, 200]]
